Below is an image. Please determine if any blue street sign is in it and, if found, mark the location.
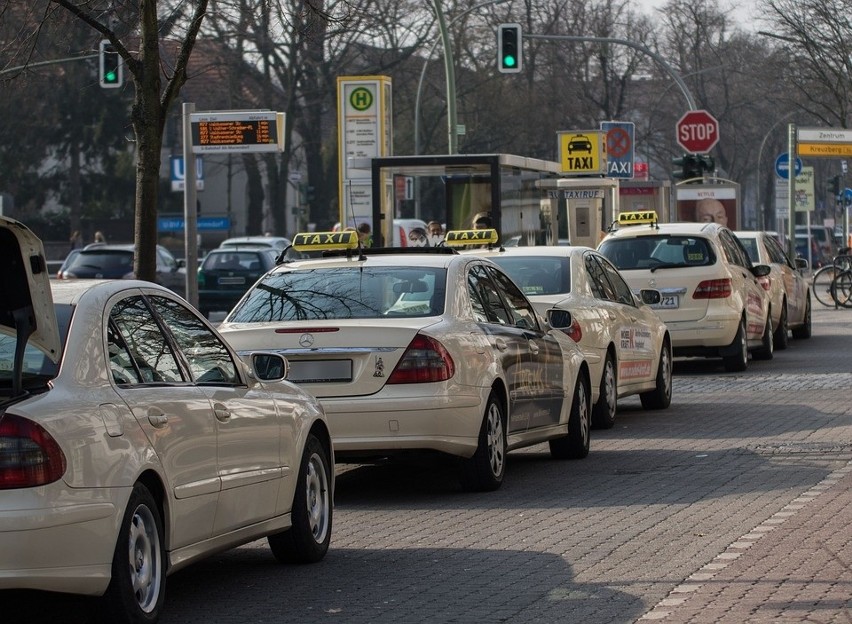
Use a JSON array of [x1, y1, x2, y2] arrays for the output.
[[845, 188, 852, 202], [157, 216, 230, 232], [601, 121, 635, 178], [775, 152, 803, 179], [170, 156, 205, 191]]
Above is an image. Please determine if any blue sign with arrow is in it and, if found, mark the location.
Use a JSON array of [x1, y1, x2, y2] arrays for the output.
[[775, 152, 802, 179]]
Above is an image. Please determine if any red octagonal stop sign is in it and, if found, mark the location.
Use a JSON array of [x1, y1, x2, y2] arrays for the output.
[[676, 109, 719, 154]]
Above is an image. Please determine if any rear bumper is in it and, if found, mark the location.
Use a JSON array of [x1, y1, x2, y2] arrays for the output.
[[667, 314, 740, 352]]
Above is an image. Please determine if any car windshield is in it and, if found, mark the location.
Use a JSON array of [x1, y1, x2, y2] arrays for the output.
[[228, 267, 447, 322], [600, 236, 715, 270], [66, 249, 134, 272], [0, 304, 73, 391], [489, 256, 570, 296]]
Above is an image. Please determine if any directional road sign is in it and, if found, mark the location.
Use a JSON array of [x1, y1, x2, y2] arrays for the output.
[[774, 152, 802, 180]]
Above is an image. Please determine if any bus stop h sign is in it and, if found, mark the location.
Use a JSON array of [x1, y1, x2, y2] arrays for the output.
[[676, 109, 719, 154]]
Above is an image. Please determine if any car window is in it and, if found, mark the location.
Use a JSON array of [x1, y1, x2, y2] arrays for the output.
[[596, 255, 636, 306], [764, 235, 791, 266], [148, 296, 239, 385], [228, 267, 447, 322], [489, 256, 569, 296], [203, 251, 269, 271], [585, 253, 617, 300], [485, 266, 541, 331], [738, 237, 760, 264], [157, 248, 177, 270], [109, 296, 185, 384], [719, 230, 751, 268], [468, 264, 512, 325]]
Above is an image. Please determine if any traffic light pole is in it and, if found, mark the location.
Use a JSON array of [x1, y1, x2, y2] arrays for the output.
[[524, 34, 697, 111], [0, 54, 97, 77], [429, 0, 458, 155]]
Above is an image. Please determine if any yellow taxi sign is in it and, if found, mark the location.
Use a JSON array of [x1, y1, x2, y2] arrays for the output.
[[617, 211, 657, 226], [443, 228, 499, 247], [292, 230, 359, 251]]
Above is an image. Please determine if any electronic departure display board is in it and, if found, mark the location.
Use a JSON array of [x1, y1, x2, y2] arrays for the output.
[[190, 111, 284, 153]]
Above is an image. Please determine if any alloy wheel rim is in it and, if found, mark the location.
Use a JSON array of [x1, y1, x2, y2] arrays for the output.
[[128, 504, 161, 613], [306, 453, 330, 543], [486, 403, 505, 477]]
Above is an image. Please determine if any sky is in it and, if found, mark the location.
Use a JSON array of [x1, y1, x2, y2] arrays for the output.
[[631, 0, 760, 32]]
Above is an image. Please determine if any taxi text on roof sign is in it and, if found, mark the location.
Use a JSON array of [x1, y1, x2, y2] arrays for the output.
[[443, 229, 499, 247], [557, 130, 607, 175], [292, 230, 359, 251], [617, 211, 658, 226]]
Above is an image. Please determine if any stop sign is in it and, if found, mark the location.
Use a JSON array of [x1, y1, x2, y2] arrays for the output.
[[676, 109, 719, 153]]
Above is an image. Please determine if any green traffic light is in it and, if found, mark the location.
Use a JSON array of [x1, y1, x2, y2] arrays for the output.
[[105, 70, 117, 83], [503, 55, 516, 68]]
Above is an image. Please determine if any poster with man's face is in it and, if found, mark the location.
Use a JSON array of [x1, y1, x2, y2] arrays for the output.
[[675, 185, 738, 229]]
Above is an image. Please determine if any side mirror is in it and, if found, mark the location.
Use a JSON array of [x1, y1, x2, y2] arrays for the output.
[[546, 308, 573, 329], [639, 288, 661, 305], [244, 352, 290, 381], [750, 264, 771, 278], [794, 257, 809, 271]]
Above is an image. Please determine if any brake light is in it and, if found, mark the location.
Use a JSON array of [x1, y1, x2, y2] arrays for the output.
[[563, 319, 582, 342], [757, 275, 772, 291], [0, 414, 66, 489], [387, 334, 455, 383], [693, 278, 732, 299]]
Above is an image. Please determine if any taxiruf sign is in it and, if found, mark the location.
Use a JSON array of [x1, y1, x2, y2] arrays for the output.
[[676, 109, 719, 154]]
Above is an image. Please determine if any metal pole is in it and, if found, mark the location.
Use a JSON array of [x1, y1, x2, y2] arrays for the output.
[[429, 0, 457, 154], [183, 102, 199, 308], [787, 123, 796, 260]]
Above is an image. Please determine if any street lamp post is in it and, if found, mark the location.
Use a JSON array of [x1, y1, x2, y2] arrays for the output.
[[420, 0, 506, 156]]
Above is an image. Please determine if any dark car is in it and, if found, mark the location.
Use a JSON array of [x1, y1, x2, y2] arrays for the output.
[[198, 247, 279, 317], [58, 244, 186, 296]]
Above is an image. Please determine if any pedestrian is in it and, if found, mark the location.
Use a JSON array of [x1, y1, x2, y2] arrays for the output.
[[357, 222, 372, 247], [69, 230, 83, 252], [93, 231, 106, 244]]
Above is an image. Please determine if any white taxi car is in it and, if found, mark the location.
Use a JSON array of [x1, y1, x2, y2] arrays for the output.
[[598, 212, 773, 372], [0, 217, 333, 623], [467, 244, 672, 429], [735, 230, 812, 348], [217, 229, 593, 492]]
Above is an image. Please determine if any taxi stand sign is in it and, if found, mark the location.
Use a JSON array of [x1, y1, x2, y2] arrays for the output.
[[292, 230, 359, 251], [443, 229, 499, 247], [617, 211, 658, 227], [557, 130, 607, 175]]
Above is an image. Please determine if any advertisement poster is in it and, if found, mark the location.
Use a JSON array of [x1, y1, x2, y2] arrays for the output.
[[675, 185, 739, 230]]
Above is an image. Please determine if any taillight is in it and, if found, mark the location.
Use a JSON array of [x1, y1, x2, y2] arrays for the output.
[[563, 319, 582, 342], [693, 278, 732, 299], [0, 414, 66, 489], [757, 275, 772, 291], [387, 334, 455, 384]]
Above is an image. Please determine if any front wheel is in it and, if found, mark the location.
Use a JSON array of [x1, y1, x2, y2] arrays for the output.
[[773, 303, 789, 351], [459, 392, 507, 491], [101, 483, 165, 624], [791, 297, 812, 339], [813, 265, 840, 307], [752, 315, 774, 360], [268, 433, 333, 563], [640, 340, 672, 410], [550, 372, 590, 460]]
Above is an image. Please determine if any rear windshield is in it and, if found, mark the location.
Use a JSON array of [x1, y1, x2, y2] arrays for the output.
[[67, 249, 134, 272], [202, 251, 273, 271], [0, 304, 73, 392], [228, 267, 447, 322], [489, 256, 570, 296], [599, 236, 716, 270]]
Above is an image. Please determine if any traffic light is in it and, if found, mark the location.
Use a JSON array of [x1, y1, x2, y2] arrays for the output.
[[830, 175, 841, 198], [672, 154, 702, 182], [696, 154, 715, 175], [497, 24, 522, 73], [99, 39, 123, 88]]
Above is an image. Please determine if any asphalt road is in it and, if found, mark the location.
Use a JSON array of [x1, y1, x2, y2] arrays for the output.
[[8, 304, 852, 623]]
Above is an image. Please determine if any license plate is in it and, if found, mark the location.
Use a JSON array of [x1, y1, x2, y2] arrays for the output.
[[218, 276, 246, 285], [288, 359, 352, 383], [653, 295, 679, 309]]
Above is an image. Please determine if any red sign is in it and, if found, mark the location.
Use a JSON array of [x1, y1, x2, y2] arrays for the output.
[[676, 109, 719, 154], [634, 161, 649, 180]]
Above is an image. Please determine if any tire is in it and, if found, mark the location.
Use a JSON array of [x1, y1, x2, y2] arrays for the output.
[[268, 434, 333, 563], [101, 483, 165, 624], [722, 317, 748, 372], [640, 339, 672, 410], [773, 303, 789, 350], [549, 372, 590, 460], [591, 353, 617, 430], [835, 270, 852, 307], [752, 315, 774, 360], [791, 297, 812, 339], [459, 392, 507, 492], [813, 265, 840, 307]]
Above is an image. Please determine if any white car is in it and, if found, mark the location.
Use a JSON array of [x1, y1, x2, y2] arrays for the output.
[[598, 212, 772, 372], [466, 244, 672, 429], [0, 217, 333, 623], [217, 229, 593, 492], [735, 230, 812, 348], [219, 235, 292, 251]]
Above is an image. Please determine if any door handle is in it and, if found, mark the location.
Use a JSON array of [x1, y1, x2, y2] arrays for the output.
[[147, 410, 168, 428], [214, 403, 231, 422], [528, 341, 540, 354], [494, 338, 509, 352]]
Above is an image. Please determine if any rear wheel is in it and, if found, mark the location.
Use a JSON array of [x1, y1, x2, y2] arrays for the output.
[[722, 317, 748, 372], [102, 483, 165, 624], [268, 434, 332, 563], [459, 392, 506, 491], [640, 340, 672, 410], [792, 297, 812, 339], [773, 303, 789, 350], [550, 372, 590, 460], [592, 354, 617, 430]]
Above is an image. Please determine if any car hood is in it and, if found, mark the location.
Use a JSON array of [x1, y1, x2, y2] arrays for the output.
[[0, 216, 61, 375]]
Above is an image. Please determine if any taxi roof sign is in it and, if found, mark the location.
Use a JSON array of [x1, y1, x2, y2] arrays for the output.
[[617, 211, 658, 226], [292, 230, 359, 251], [443, 228, 499, 247]]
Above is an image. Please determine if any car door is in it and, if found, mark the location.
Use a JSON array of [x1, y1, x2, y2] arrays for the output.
[[719, 230, 767, 340], [148, 294, 286, 533], [108, 294, 219, 549], [470, 264, 564, 431], [765, 234, 807, 324]]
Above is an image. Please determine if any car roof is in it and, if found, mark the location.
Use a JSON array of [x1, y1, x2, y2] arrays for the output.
[[220, 236, 290, 247], [605, 221, 720, 239], [466, 245, 593, 258], [269, 250, 465, 273]]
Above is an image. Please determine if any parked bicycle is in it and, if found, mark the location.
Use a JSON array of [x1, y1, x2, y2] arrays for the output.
[[812, 249, 852, 307]]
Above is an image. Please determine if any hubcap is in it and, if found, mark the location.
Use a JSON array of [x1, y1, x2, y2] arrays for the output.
[[578, 382, 590, 446], [604, 360, 616, 416], [305, 453, 330, 543], [127, 504, 161, 613], [486, 403, 505, 477]]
